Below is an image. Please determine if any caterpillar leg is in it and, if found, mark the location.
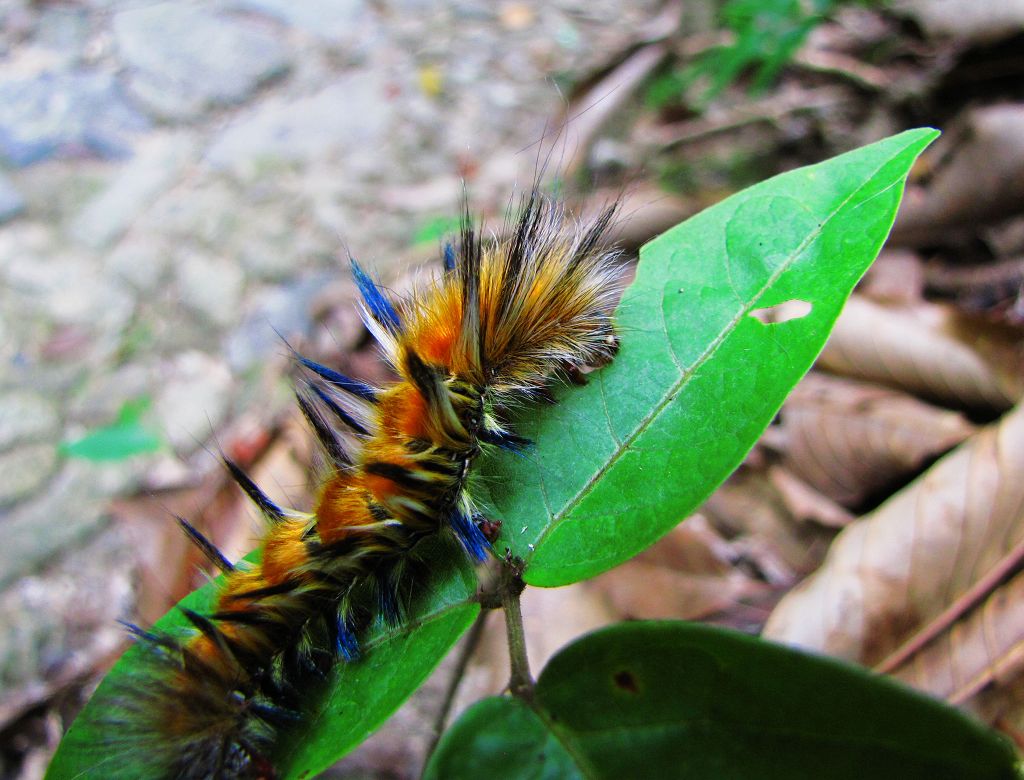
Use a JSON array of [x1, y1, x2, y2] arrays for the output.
[[474, 514, 503, 544]]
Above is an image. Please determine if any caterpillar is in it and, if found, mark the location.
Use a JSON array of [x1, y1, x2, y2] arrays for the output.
[[98, 191, 622, 779]]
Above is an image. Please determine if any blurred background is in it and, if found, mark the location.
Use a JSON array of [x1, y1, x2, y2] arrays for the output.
[[1, 0, 1023, 777]]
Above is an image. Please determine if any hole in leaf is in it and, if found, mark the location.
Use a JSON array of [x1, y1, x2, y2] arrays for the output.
[[613, 670, 639, 694], [749, 299, 812, 324]]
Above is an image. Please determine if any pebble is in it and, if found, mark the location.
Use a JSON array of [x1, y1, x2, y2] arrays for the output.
[[230, 200, 333, 281], [32, 5, 91, 65], [231, 0, 369, 45], [0, 391, 59, 450], [154, 351, 233, 452], [69, 132, 196, 249], [0, 465, 106, 589], [0, 174, 25, 224], [2, 251, 135, 331], [176, 250, 246, 327], [0, 444, 57, 507], [0, 310, 10, 367], [0, 70, 149, 166], [103, 233, 173, 294], [142, 179, 240, 247], [66, 362, 153, 422], [205, 75, 393, 176], [112, 4, 292, 121]]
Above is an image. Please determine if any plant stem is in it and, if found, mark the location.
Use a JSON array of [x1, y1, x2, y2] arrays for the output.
[[500, 561, 534, 700]]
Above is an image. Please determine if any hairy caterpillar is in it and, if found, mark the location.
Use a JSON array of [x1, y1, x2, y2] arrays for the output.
[[94, 191, 622, 779]]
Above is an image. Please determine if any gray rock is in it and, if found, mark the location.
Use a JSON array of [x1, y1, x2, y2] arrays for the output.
[[0, 309, 10, 368], [2, 251, 135, 332], [0, 2, 34, 52], [0, 173, 24, 223], [69, 132, 196, 249], [0, 444, 57, 506], [0, 391, 59, 450], [104, 233, 173, 293], [205, 75, 393, 176], [0, 70, 149, 167], [176, 250, 246, 327], [231, 0, 368, 44], [0, 460, 126, 590], [236, 229, 301, 280], [33, 5, 91, 65], [113, 3, 292, 121], [154, 351, 233, 452], [230, 199, 332, 280], [142, 178, 240, 247], [1, 158, 109, 225]]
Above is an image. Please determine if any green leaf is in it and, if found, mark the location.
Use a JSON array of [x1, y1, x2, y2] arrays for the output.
[[60, 397, 162, 462], [476, 128, 939, 587], [426, 621, 1020, 780], [413, 215, 462, 246], [425, 697, 582, 780], [45, 538, 479, 780]]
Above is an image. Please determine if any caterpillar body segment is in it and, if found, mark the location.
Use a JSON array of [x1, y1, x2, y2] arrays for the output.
[[108, 192, 622, 779]]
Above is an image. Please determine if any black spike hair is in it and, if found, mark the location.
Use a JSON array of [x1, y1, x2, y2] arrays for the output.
[[176, 515, 235, 572], [295, 388, 350, 470], [222, 458, 286, 524]]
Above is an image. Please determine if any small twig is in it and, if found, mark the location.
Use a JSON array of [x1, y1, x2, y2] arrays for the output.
[[641, 85, 846, 151], [793, 49, 889, 91], [558, 43, 670, 176], [500, 557, 534, 701], [875, 533, 1024, 676]]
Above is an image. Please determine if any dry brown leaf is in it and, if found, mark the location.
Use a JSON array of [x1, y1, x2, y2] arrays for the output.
[[894, 0, 1024, 44], [818, 295, 1024, 410], [924, 255, 1024, 325], [985, 216, 1024, 258], [702, 465, 836, 583], [770, 372, 976, 507], [588, 516, 770, 621], [887, 567, 1024, 705], [971, 666, 1024, 750], [638, 84, 849, 152], [859, 248, 925, 305], [766, 466, 856, 528], [893, 104, 1024, 244], [764, 403, 1024, 721]]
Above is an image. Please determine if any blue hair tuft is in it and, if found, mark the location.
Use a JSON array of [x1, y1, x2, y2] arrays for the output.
[[442, 242, 457, 272], [448, 508, 490, 562], [351, 258, 402, 334], [298, 355, 378, 403]]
